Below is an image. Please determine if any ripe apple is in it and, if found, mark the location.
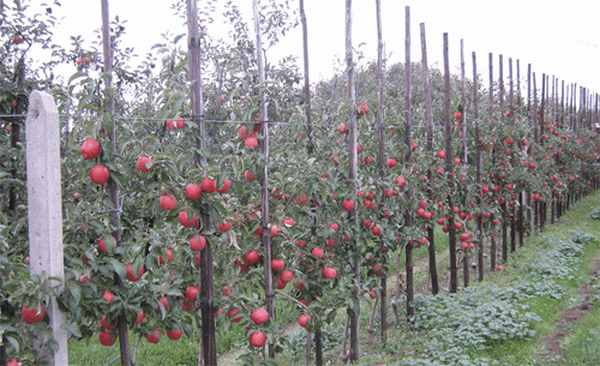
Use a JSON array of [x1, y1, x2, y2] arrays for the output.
[[165, 119, 176, 130], [159, 194, 177, 211], [251, 308, 269, 325], [134, 311, 145, 325], [12, 35, 23, 44], [228, 309, 242, 322], [387, 158, 397, 168], [21, 303, 44, 324], [157, 296, 169, 312], [244, 170, 256, 182], [296, 194, 309, 205], [311, 247, 324, 259], [244, 250, 259, 264], [99, 330, 116, 346], [101, 314, 116, 330], [146, 329, 162, 343], [178, 211, 198, 228], [298, 314, 311, 328], [323, 267, 337, 279], [185, 183, 202, 200], [186, 286, 200, 302], [342, 200, 354, 211], [89, 164, 109, 184], [190, 235, 206, 251], [281, 270, 293, 283], [167, 328, 182, 340], [80, 138, 102, 159], [271, 259, 284, 271], [244, 136, 258, 149], [201, 178, 216, 193], [216, 179, 231, 194], [437, 150, 446, 159], [158, 248, 173, 264], [216, 220, 232, 232], [453, 111, 462, 119], [136, 156, 153, 172], [357, 103, 369, 115], [102, 291, 115, 304], [126, 263, 144, 282], [249, 330, 267, 347], [371, 226, 381, 236], [176, 117, 186, 129], [98, 235, 116, 254]]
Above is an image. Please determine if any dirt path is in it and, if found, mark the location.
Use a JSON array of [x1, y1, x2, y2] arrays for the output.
[[538, 257, 600, 359]]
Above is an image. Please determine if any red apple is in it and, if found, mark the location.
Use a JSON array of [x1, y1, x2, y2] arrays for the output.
[[244, 170, 256, 182], [216, 179, 231, 194], [249, 330, 267, 347], [186, 286, 200, 302], [387, 158, 397, 168], [323, 267, 337, 279], [101, 314, 116, 330], [80, 138, 101, 159], [99, 330, 116, 346], [185, 183, 202, 200], [136, 156, 153, 172], [134, 311, 145, 325], [89, 164, 109, 184], [21, 303, 44, 324], [126, 263, 144, 282], [158, 248, 173, 264], [178, 211, 198, 228], [271, 259, 284, 272], [342, 200, 354, 211], [251, 308, 269, 325], [167, 328, 182, 340], [190, 235, 206, 251], [102, 291, 115, 304], [146, 329, 162, 343], [201, 178, 217, 193], [437, 150, 446, 159], [159, 194, 177, 211], [244, 250, 259, 264], [311, 247, 324, 259], [357, 103, 369, 115], [298, 314, 311, 328], [98, 235, 116, 254]]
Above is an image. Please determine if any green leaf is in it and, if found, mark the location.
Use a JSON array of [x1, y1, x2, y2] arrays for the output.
[[61, 322, 82, 338]]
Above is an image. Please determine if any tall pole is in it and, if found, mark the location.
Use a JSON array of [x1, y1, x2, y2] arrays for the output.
[[345, 0, 360, 361]]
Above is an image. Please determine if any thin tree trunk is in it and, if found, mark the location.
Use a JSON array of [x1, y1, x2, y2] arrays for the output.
[[472, 51, 484, 281], [101, 2, 131, 365]]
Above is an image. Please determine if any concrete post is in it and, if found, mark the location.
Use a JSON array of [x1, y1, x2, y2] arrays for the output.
[[25, 90, 68, 365]]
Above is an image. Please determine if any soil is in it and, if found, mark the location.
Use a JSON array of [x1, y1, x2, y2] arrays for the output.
[[537, 258, 600, 359]]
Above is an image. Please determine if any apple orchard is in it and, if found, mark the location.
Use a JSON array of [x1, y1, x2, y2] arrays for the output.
[[1, 1, 600, 365]]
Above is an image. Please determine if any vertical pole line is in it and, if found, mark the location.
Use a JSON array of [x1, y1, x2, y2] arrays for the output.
[[443, 33, 457, 293], [526, 64, 532, 234], [186, 0, 216, 364], [344, 0, 360, 361], [488, 53, 496, 271], [516, 59, 521, 106], [488, 53, 493, 116], [533, 72, 539, 232], [498, 55, 508, 263], [508, 58, 516, 254], [404, 5, 414, 317], [420, 22, 438, 294], [472, 51, 483, 282], [100, 3, 130, 365], [459, 39, 468, 288], [252, 0, 274, 360], [299, 0, 314, 153], [374, 0, 388, 347]]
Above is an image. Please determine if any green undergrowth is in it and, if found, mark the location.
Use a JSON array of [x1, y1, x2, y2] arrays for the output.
[[387, 230, 598, 366]]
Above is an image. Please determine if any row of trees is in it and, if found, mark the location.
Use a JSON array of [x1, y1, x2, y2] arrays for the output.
[[1, 0, 600, 365]]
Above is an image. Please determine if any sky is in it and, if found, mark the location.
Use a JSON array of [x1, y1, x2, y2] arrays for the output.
[[38, 0, 600, 96]]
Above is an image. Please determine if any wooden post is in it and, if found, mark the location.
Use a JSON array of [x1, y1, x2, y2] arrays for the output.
[[443, 33, 458, 293], [420, 22, 438, 295], [460, 39, 468, 288], [252, 0, 275, 360], [472, 51, 484, 282], [375, 0, 388, 347], [404, 5, 415, 316], [26, 90, 68, 366]]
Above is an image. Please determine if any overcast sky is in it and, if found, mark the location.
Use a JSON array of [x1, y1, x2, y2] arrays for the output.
[[45, 0, 600, 97]]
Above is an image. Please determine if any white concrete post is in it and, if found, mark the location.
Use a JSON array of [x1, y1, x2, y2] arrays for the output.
[[25, 90, 68, 365]]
